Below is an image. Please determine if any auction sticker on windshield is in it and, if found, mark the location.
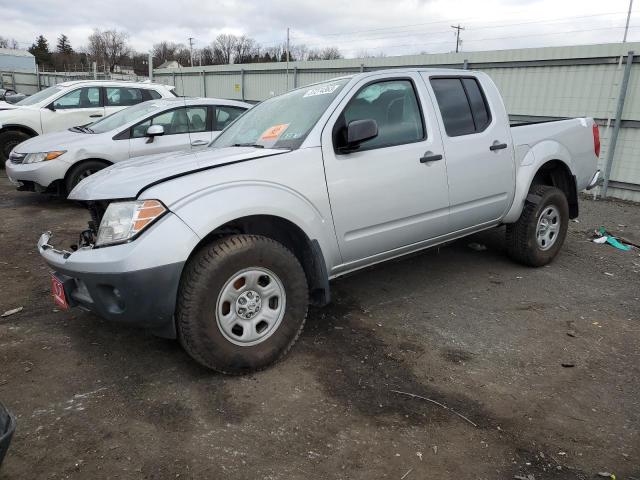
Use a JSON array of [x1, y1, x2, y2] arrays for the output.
[[303, 84, 341, 98], [260, 123, 289, 141]]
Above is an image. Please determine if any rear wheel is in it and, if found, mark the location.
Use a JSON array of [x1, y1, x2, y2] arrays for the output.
[[506, 185, 569, 267], [176, 235, 309, 374], [65, 160, 109, 194], [0, 130, 31, 165]]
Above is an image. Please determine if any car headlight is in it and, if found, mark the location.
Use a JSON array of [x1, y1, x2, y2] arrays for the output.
[[96, 200, 167, 247], [23, 151, 66, 164]]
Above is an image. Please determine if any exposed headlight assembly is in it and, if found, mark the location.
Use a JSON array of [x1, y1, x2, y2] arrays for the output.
[[96, 200, 167, 247], [23, 151, 66, 163]]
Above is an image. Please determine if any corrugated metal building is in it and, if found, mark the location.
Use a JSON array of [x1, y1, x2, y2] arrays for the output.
[[0, 48, 36, 73], [154, 42, 640, 201]]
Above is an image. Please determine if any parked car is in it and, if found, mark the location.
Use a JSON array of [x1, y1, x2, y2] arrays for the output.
[[38, 69, 600, 374], [0, 88, 27, 105], [0, 80, 177, 163], [5, 97, 250, 194]]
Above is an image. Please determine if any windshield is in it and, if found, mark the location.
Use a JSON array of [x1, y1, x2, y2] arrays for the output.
[[88, 101, 164, 134], [212, 78, 350, 150], [15, 86, 63, 106]]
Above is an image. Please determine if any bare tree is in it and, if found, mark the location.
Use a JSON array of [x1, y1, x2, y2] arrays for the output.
[[308, 47, 343, 61], [0, 36, 19, 49], [88, 29, 129, 72], [233, 35, 259, 64], [153, 41, 181, 64], [213, 34, 236, 64]]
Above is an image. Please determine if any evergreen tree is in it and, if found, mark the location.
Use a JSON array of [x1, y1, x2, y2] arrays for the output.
[[28, 35, 52, 66], [56, 34, 73, 55]]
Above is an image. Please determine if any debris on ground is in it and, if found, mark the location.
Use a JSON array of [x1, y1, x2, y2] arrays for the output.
[[593, 227, 633, 251], [400, 468, 413, 479], [597, 473, 615, 479], [567, 330, 577, 337], [467, 242, 487, 251], [514, 475, 535, 480], [561, 363, 575, 368], [1, 307, 23, 318]]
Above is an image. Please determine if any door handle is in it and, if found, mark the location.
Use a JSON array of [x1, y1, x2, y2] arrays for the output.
[[89, 114, 103, 118], [191, 140, 208, 147], [489, 141, 507, 151], [420, 152, 443, 163]]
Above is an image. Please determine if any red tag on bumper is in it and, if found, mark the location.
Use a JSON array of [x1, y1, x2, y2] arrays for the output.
[[51, 274, 69, 310]]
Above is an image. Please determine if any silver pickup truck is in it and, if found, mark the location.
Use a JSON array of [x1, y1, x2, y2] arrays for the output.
[[38, 68, 600, 374]]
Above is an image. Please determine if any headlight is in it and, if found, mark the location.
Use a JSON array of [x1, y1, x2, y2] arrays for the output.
[[96, 200, 167, 247], [23, 151, 66, 164]]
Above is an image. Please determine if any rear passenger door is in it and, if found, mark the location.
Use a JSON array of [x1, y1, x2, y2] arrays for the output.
[[41, 87, 104, 133], [423, 75, 514, 231]]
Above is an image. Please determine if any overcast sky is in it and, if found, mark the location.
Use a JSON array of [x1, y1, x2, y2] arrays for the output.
[[3, 0, 639, 58]]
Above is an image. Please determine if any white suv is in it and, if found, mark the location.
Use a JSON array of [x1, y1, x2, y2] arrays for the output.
[[0, 80, 176, 163]]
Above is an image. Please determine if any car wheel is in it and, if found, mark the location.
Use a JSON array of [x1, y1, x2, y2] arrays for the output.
[[176, 234, 309, 374], [0, 130, 31, 165], [65, 160, 109, 194], [506, 184, 569, 267]]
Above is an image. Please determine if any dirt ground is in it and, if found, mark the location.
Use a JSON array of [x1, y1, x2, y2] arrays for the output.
[[0, 172, 638, 480]]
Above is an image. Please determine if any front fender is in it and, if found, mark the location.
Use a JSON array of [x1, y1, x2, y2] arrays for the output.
[[162, 180, 342, 270], [503, 140, 574, 223]]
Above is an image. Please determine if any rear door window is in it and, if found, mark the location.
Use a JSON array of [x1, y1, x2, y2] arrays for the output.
[[430, 77, 491, 137], [105, 87, 144, 107], [215, 106, 246, 130]]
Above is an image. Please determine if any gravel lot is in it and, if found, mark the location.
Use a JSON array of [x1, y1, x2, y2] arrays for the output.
[[0, 172, 638, 480]]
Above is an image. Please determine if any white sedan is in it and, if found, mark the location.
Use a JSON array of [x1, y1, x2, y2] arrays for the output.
[[5, 97, 250, 194]]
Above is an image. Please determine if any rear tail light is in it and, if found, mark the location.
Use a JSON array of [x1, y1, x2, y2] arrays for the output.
[[592, 123, 600, 158]]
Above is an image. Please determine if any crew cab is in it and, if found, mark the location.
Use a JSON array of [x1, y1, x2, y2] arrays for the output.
[[5, 97, 250, 194], [0, 80, 176, 163], [38, 69, 600, 374]]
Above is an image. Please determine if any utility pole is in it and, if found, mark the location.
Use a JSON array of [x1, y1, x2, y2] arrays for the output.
[[623, 0, 634, 42], [188, 37, 194, 67], [148, 51, 153, 82], [286, 27, 290, 91], [451, 24, 465, 53]]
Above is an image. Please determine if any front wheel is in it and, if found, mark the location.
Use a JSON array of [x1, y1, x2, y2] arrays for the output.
[[506, 185, 569, 267], [64, 160, 109, 194], [0, 130, 31, 164], [176, 235, 309, 374]]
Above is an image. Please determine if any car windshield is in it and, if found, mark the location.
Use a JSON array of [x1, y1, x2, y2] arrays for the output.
[[15, 86, 63, 106], [212, 78, 350, 150], [88, 101, 165, 134]]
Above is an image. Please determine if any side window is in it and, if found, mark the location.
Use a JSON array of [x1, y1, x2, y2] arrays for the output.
[[186, 106, 207, 133], [430, 77, 491, 137], [106, 87, 144, 107], [337, 79, 425, 151], [132, 108, 190, 138], [147, 89, 162, 100], [215, 106, 246, 131], [53, 87, 101, 109]]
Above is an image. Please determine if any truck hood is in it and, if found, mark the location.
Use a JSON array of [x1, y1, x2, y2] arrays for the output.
[[68, 146, 289, 201], [13, 129, 91, 153], [0, 101, 19, 111]]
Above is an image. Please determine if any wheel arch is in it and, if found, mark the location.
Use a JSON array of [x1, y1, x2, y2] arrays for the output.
[[186, 214, 330, 307], [0, 124, 39, 138], [63, 158, 113, 192], [529, 159, 578, 218]]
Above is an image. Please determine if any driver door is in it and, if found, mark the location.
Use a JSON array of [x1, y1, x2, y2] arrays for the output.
[[321, 73, 450, 265], [128, 106, 211, 158], [40, 87, 104, 133]]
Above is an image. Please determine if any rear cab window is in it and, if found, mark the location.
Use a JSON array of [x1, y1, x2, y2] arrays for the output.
[[430, 77, 491, 137], [105, 87, 145, 107]]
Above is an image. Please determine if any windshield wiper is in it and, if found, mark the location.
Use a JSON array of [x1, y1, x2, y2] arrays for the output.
[[231, 143, 264, 148]]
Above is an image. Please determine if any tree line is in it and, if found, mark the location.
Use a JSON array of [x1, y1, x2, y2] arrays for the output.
[[1, 31, 343, 75]]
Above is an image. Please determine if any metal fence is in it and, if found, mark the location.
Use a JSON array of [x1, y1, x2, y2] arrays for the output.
[[154, 42, 640, 202], [0, 70, 147, 96]]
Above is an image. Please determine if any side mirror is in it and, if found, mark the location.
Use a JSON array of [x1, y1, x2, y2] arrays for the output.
[[340, 119, 378, 152], [46, 103, 56, 111], [145, 124, 164, 143]]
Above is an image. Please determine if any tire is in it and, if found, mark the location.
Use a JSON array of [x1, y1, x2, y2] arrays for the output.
[[65, 160, 109, 194], [0, 130, 31, 165], [506, 185, 569, 267], [176, 234, 309, 374]]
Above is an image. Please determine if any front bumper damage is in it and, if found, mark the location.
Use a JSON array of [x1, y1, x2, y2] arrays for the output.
[[37, 211, 201, 339]]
